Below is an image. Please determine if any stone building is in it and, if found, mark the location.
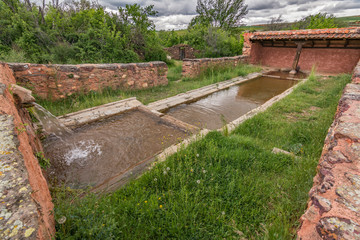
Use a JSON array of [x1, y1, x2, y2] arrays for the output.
[[165, 44, 201, 60]]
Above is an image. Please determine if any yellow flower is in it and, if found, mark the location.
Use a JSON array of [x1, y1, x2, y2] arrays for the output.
[[159, 205, 163, 208], [158, 197, 161, 200], [144, 201, 148, 203]]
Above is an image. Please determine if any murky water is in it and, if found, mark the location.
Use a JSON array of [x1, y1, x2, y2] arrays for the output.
[[44, 110, 188, 188], [165, 76, 298, 130]]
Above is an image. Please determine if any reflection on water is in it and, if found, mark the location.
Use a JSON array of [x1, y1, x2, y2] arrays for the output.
[[44, 110, 188, 188], [165, 76, 298, 130]]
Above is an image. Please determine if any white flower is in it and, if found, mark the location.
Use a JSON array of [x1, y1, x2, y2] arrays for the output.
[[166, 167, 170, 171], [221, 211, 225, 215], [163, 171, 167, 175], [154, 178, 157, 181], [202, 170, 207, 174], [196, 180, 200, 184], [57, 216, 66, 224], [196, 154, 199, 157]]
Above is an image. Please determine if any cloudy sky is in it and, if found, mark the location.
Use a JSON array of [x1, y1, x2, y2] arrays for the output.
[[100, 0, 360, 30]]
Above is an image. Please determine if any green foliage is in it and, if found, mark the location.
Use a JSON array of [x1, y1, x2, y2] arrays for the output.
[[292, 13, 338, 29], [53, 74, 350, 239], [192, 0, 248, 29], [36, 151, 51, 169], [0, 0, 166, 64], [185, 25, 244, 58]]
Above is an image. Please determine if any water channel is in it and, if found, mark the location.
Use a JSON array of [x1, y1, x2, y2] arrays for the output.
[[165, 76, 298, 130], [43, 73, 305, 189]]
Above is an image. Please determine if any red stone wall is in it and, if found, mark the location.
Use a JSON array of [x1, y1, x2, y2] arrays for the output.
[[297, 59, 360, 239], [243, 30, 360, 74], [0, 63, 55, 239], [249, 46, 360, 73], [8, 61, 168, 100], [182, 56, 248, 78]]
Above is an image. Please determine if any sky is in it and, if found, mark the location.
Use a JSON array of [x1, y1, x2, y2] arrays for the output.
[[98, 0, 360, 30], [47, 0, 357, 30]]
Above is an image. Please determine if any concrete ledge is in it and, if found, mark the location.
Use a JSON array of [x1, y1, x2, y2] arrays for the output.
[[297, 60, 360, 240], [58, 97, 142, 127]]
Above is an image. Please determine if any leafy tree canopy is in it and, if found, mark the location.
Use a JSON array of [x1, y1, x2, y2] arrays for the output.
[[190, 0, 248, 30]]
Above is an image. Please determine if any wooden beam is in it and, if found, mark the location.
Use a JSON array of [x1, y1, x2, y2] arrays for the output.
[[291, 41, 306, 73]]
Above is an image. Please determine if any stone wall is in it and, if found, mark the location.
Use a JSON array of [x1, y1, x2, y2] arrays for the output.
[[182, 56, 248, 78], [243, 28, 360, 74], [9, 61, 168, 100], [297, 60, 360, 239], [0, 63, 55, 239], [165, 44, 200, 60]]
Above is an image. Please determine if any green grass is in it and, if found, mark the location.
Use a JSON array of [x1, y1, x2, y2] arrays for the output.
[[167, 60, 183, 81], [36, 64, 261, 116], [53, 73, 351, 239]]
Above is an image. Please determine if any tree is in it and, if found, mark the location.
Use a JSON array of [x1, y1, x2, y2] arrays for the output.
[[191, 0, 248, 30], [292, 13, 338, 29], [266, 15, 285, 31]]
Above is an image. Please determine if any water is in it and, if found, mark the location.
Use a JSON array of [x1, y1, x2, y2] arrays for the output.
[[33, 103, 72, 138], [44, 110, 188, 188], [165, 76, 298, 130]]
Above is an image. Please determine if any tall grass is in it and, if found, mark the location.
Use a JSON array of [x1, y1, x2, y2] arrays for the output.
[[167, 60, 183, 81], [53, 74, 351, 239], [37, 64, 261, 116]]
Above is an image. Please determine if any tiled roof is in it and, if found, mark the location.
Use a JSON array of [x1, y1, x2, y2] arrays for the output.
[[250, 27, 360, 41]]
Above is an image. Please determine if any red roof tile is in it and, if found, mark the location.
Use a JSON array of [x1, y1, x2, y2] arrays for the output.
[[250, 27, 360, 41]]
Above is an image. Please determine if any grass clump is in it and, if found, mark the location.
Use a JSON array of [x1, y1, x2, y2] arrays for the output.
[[37, 64, 261, 116], [167, 60, 183, 81], [53, 73, 351, 239]]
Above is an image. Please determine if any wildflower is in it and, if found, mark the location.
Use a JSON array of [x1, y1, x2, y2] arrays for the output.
[[158, 197, 161, 200], [154, 178, 157, 182], [163, 171, 167, 175], [166, 167, 170, 171], [190, 169, 194, 172], [144, 201, 148, 203], [57, 216, 66, 224], [159, 205, 163, 208], [203, 169, 207, 174], [196, 154, 199, 157], [196, 180, 201, 184], [222, 211, 225, 215]]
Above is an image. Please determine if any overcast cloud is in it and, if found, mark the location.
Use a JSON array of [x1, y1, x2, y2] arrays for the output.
[[88, 0, 360, 29]]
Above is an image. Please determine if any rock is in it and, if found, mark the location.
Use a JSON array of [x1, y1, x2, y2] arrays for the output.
[[335, 122, 360, 140], [312, 195, 332, 213], [272, 147, 293, 156], [301, 205, 319, 222], [335, 173, 360, 213], [290, 69, 297, 75], [316, 217, 360, 239], [0, 83, 6, 96], [10, 85, 35, 105]]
